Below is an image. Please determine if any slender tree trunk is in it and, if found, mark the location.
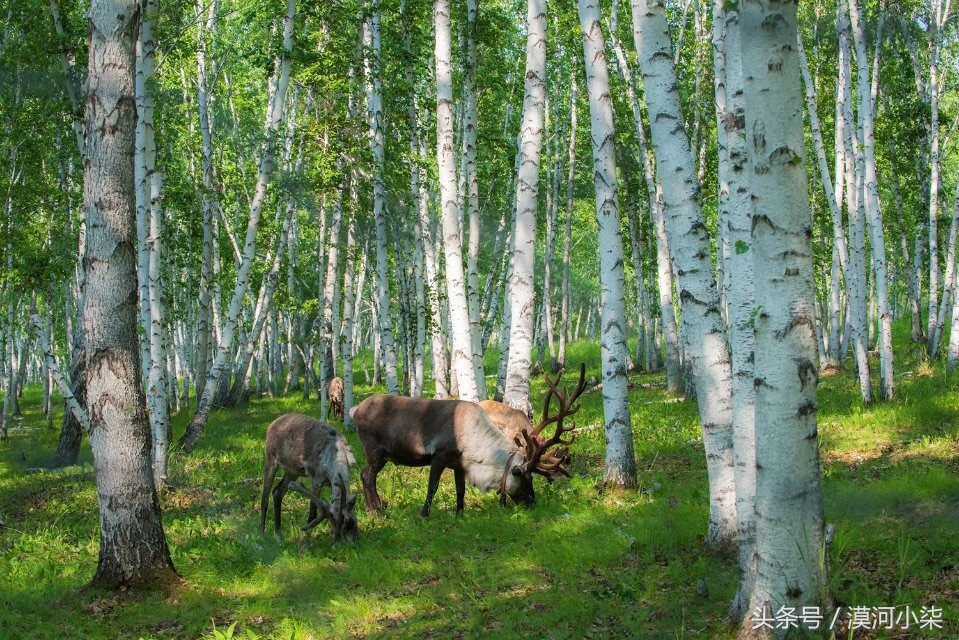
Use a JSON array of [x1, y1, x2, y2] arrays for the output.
[[84, 0, 175, 586], [180, 0, 297, 451], [631, 0, 736, 548], [462, 0, 487, 398], [838, 0, 872, 403], [797, 35, 848, 367], [135, 0, 169, 490], [340, 200, 358, 428], [848, 0, 893, 399], [365, 0, 399, 394], [503, 0, 547, 416], [739, 3, 827, 633], [927, 0, 949, 355], [579, 0, 637, 487], [932, 180, 959, 356], [194, 0, 218, 402], [557, 76, 577, 369]]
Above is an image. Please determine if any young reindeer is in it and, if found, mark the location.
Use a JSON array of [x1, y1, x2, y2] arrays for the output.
[[353, 365, 586, 516], [259, 413, 358, 544], [327, 377, 344, 420]]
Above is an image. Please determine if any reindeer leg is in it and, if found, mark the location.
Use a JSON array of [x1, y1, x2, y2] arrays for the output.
[[421, 461, 446, 517], [272, 472, 292, 537], [453, 467, 466, 514], [361, 453, 387, 512], [306, 476, 321, 528], [259, 460, 278, 535]]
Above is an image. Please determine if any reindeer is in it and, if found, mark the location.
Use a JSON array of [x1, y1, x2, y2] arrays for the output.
[[259, 413, 358, 544], [352, 365, 586, 516], [327, 377, 344, 420]]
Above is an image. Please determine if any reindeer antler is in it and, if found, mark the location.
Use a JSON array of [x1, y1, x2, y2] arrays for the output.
[[288, 481, 332, 532], [524, 363, 587, 475]]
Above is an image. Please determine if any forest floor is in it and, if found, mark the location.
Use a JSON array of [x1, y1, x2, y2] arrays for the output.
[[1, 332, 958, 639]]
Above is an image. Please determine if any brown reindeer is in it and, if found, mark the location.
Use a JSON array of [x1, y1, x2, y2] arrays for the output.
[[327, 377, 344, 420], [352, 365, 586, 516], [259, 413, 358, 544]]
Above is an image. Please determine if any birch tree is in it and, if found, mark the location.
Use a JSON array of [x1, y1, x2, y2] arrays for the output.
[[134, 0, 169, 490], [84, 0, 175, 586], [578, 0, 636, 487], [503, 0, 547, 415], [365, 0, 399, 395], [631, 0, 737, 548], [711, 0, 755, 616], [848, 0, 894, 399], [435, 0, 482, 401], [739, 2, 827, 632], [837, 0, 872, 403]]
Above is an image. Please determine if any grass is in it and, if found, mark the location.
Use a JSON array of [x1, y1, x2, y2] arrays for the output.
[[1, 335, 958, 639]]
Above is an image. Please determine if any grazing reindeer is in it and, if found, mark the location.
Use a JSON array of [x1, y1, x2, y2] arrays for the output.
[[259, 413, 358, 544], [327, 377, 344, 420], [353, 365, 587, 516]]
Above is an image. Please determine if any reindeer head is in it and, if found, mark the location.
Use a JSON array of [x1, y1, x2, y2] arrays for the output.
[[510, 364, 587, 504], [288, 477, 358, 546]]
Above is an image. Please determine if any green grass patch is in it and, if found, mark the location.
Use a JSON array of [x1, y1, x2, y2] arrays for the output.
[[1, 338, 957, 638]]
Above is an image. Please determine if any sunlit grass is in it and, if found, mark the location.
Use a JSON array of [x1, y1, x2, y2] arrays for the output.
[[1, 335, 958, 638]]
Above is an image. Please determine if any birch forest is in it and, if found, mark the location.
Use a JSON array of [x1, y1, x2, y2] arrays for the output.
[[2, 0, 959, 638]]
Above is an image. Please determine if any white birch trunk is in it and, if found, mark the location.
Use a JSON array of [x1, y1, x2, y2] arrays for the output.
[[135, 0, 169, 490], [364, 0, 399, 395], [503, 0, 547, 415], [848, 0, 894, 399], [463, 0, 487, 398], [558, 76, 577, 369], [711, 0, 756, 618], [631, 0, 737, 548], [838, 0, 872, 403], [435, 0, 481, 401], [927, 0, 949, 354], [340, 206, 358, 427], [739, 3, 826, 632], [194, 0, 218, 402], [579, 0, 636, 487]]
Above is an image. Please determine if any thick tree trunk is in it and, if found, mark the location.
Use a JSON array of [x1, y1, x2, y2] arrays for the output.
[[503, 0, 547, 416], [579, 0, 637, 487], [739, 3, 827, 634], [631, 0, 736, 548], [712, 0, 755, 619], [84, 0, 175, 587], [435, 0, 481, 401]]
